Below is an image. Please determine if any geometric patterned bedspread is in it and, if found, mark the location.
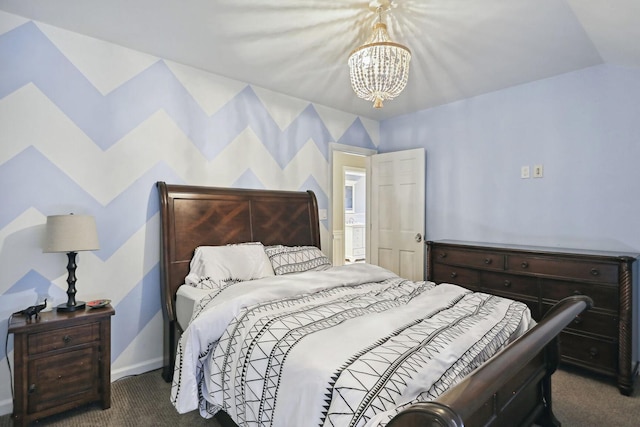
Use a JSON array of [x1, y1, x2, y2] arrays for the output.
[[170, 263, 533, 427]]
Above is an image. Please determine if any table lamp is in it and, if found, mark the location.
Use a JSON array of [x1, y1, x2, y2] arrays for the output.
[[43, 214, 100, 312]]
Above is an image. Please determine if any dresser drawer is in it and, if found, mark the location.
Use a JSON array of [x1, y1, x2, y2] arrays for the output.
[[507, 255, 618, 283], [542, 303, 617, 339], [27, 346, 100, 413], [480, 271, 538, 298], [431, 265, 480, 290], [540, 279, 618, 311], [28, 322, 100, 355], [559, 332, 617, 375], [432, 247, 504, 271]]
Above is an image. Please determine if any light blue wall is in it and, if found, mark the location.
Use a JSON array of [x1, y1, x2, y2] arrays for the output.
[[380, 64, 640, 364], [0, 12, 379, 415], [380, 64, 640, 254]]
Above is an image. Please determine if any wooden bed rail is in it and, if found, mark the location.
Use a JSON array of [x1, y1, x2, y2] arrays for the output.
[[387, 295, 593, 427]]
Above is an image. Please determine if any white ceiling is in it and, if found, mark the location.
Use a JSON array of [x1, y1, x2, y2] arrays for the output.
[[1, 0, 639, 120]]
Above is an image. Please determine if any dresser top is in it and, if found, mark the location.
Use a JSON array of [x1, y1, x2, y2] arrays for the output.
[[429, 240, 640, 260]]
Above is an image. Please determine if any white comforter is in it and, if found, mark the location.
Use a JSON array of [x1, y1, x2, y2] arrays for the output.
[[171, 263, 533, 427]]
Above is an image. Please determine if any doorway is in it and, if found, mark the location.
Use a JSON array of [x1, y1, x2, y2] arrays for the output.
[[331, 146, 426, 280], [344, 168, 366, 264], [331, 146, 374, 266]]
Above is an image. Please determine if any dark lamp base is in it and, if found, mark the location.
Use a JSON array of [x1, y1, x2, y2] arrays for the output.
[[56, 301, 86, 312]]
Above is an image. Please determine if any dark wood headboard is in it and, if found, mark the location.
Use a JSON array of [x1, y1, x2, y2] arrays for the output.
[[156, 181, 321, 380]]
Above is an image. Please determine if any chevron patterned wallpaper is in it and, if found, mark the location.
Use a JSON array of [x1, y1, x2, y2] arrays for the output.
[[0, 11, 380, 414]]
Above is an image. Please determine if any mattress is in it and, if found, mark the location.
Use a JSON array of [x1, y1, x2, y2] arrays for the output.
[[175, 285, 210, 330]]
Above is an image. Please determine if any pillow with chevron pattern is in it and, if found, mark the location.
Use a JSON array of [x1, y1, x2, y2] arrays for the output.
[[264, 245, 332, 275]]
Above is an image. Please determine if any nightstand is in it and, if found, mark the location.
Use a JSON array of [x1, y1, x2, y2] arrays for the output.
[[9, 305, 115, 426]]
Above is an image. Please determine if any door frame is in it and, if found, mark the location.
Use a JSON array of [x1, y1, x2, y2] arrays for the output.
[[330, 143, 376, 266]]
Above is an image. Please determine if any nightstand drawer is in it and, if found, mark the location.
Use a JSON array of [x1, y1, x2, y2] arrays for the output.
[[28, 346, 100, 413], [433, 248, 504, 270], [28, 322, 100, 355], [507, 255, 618, 283]]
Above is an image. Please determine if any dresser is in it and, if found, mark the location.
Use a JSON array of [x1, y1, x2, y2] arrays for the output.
[[9, 306, 115, 426], [427, 240, 638, 395]]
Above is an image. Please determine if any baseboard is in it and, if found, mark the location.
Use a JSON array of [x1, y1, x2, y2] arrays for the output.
[[111, 357, 164, 382], [0, 397, 12, 417]]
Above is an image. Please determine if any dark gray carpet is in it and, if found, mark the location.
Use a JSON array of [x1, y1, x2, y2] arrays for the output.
[[0, 367, 637, 426], [0, 369, 219, 427], [551, 367, 639, 427]]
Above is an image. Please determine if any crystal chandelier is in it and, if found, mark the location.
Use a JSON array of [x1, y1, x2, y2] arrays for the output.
[[348, 3, 411, 109]]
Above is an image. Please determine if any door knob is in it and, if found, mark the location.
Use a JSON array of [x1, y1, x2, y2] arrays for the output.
[[415, 233, 422, 243]]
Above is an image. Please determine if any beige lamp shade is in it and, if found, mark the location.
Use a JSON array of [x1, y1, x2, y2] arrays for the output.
[[43, 214, 100, 253]]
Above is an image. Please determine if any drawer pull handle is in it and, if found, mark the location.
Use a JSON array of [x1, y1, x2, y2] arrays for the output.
[[590, 268, 600, 276], [504, 280, 512, 288], [573, 316, 583, 325], [63, 335, 72, 344], [520, 261, 529, 269], [589, 347, 599, 359], [439, 252, 447, 259], [573, 290, 582, 296], [484, 258, 492, 265], [450, 272, 458, 279], [28, 384, 36, 394]]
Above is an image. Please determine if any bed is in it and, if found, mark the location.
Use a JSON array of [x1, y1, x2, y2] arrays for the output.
[[156, 181, 592, 427]]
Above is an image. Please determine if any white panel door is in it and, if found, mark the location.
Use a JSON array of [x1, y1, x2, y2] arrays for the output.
[[369, 148, 425, 280]]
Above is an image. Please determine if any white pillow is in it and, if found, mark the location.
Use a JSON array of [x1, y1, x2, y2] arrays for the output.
[[185, 242, 274, 289], [264, 245, 332, 275]]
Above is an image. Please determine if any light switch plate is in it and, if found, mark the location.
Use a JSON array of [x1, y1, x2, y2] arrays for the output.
[[521, 166, 530, 179], [533, 165, 543, 178]]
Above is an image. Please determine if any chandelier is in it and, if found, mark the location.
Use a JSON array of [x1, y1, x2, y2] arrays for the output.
[[348, 3, 411, 109]]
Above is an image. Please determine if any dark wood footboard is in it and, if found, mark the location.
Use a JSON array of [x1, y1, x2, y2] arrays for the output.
[[387, 295, 593, 427]]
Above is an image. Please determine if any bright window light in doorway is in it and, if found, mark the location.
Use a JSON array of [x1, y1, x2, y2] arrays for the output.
[[345, 183, 355, 213]]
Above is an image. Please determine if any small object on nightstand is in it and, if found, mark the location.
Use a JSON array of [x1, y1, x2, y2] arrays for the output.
[[87, 299, 111, 309], [13, 299, 47, 321]]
